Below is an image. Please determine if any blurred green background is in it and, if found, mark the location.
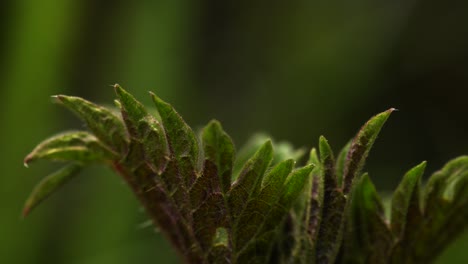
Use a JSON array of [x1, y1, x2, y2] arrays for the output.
[[1, 0, 467, 263]]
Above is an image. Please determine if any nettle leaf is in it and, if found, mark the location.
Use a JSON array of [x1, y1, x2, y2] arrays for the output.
[[315, 136, 346, 264], [335, 141, 351, 187], [24, 87, 468, 264], [150, 92, 200, 177], [232, 134, 268, 178], [342, 173, 393, 264], [233, 134, 305, 178], [192, 191, 225, 250], [114, 85, 169, 174], [53, 94, 128, 154], [24, 131, 116, 165], [233, 159, 294, 250], [228, 140, 273, 221], [342, 108, 395, 194], [190, 160, 226, 250], [236, 164, 314, 263], [390, 156, 468, 263], [208, 228, 231, 263], [280, 165, 315, 215], [23, 163, 82, 216], [202, 120, 235, 194], [306, 149, 323, 243], [292, 148, 323, 264], [391, 161, 426, 238]]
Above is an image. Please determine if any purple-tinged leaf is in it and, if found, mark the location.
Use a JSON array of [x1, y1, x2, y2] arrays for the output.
[[114, 85, 169, 174], [24, 131, 116, 165], [53, 94, 128, 154], [23, 163, 82, 216], [150, 92, 200, 180], [202, 120, 235, 194], [342, 108, 395, 194]]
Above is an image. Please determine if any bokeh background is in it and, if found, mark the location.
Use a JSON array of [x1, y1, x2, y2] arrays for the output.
[[1, 1, 467, 263]]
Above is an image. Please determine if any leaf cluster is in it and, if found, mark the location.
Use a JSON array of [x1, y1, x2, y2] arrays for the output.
[[23, 86, 468, 264]]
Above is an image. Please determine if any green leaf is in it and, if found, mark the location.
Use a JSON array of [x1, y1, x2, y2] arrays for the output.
[[262, 159, 295, 190], [23, 163, 83, 216], [115, 85, 169, 174], [319, 136, 337, 189], [192, 192, 225, 250], [342, 108, 394, 194], [236, 230, 277, 264], [280, 164, 315, 213], [294, 148, 323, 264], [233, 134, 304, 179], [236, 165, 313, 263], [228, 140, 273, 219], [207, 228, 231, 263], [315, 136, 346, 264], [342, 173, 393, 264], [53, 94, 128, 154], [398, 156, 468, 262], [233, 159, 294, 250], [335, 141, 351, 187], [24, 131, 116, 165], [190, 160, 218, 207], [202, 120, 235, 194], [424, 156, 468, 209], [150, 92, 200, 177], [391, 161, 426, 238], [232, 134, 269, 178]]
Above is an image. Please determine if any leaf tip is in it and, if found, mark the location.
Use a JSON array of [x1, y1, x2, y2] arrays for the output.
[[23, 154, 34, 167], [418, 160, 427, 169], [113, 83, 126, 97], [303, 163, 316, 173], [263, 139, 274, 152], [22, 206, 31, 218], [319, 136, 332, 155], [51, 95, 65, 104], [149, 92, 168, 110]]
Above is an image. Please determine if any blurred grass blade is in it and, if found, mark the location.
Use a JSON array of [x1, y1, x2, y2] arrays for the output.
[[342, 108, 395, 194], [391, 161, 426, 237], [23, 163, 83, 217], [24, 131, 116, 166], [54, 95, 128, 154], [202, 120, 235, 193]]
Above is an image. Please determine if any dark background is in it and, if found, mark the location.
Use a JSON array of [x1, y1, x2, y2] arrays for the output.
[[0, 1, 467, 263]]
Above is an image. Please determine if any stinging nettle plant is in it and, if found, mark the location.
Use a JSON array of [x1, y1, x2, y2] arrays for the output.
[[23, 85, 468, 264]]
